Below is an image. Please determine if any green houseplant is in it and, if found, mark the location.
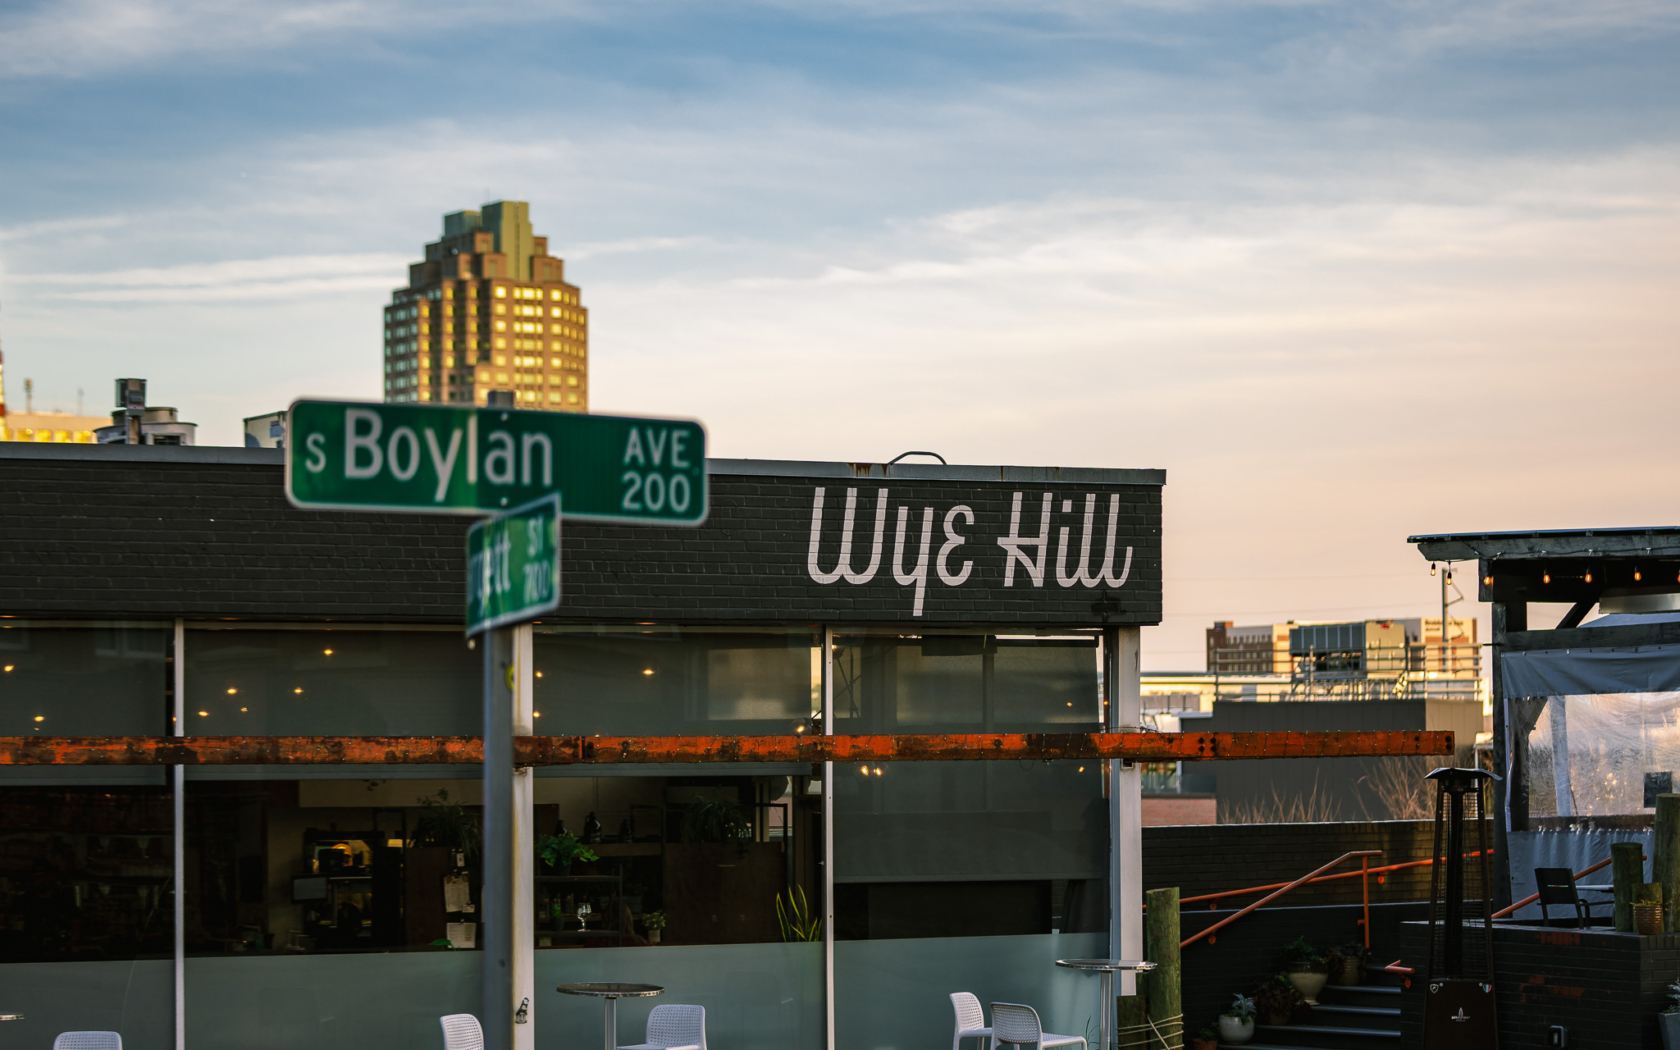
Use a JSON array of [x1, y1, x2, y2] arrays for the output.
[[643, 910, 667, 944], [1281, 935, 1329, 1003], [1217, 994, 1256, 1045], [1251, 974, 1309, 1026], [1660, 980, 1680, 1050], [536, 832, 597, 874], [775, 886, 822, 942], [1190, 1023, 1220, 1050], [410, 789, 480, 869]]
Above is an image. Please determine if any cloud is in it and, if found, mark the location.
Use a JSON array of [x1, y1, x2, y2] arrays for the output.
[[8, 253, 407, 301]]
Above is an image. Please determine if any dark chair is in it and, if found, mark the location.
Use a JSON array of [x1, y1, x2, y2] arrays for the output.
[[1535, 867, 1592, 927]]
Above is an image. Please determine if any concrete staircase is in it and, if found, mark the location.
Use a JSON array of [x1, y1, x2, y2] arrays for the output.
[[1221, 969, 1403, 1050]]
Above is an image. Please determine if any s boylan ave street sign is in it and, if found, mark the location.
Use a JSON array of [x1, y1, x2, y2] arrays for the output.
[[466, 495, 561, 636], [285, 399, 708, 524]]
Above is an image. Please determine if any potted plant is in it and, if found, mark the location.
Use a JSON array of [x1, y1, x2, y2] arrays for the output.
[[1325, 942, 1370, 985], [410, 789, 480, 869], [1218, 994, 1256, 1045], [536, 832, 597, 875], [1251, 975, 1309, 1026], [1190, 1022, 1220, 1050], [1282, 935, 1330, 1003], [643, 910, 667, 944]]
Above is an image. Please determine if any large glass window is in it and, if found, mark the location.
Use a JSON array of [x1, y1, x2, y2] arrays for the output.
[[533, 627, 819, 736], [830, 632, 1108, 1047], [184, 628, 478, 736], [0, 623, 169, 736]]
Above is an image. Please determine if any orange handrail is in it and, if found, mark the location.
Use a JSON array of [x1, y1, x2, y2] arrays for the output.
[[1490, 856, 1617, 919], [1179, 850, 1494, 908], [1180, 851, 1382, 950]]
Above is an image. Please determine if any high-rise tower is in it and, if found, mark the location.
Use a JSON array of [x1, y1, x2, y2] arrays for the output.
[[384, 201, 588, 411]]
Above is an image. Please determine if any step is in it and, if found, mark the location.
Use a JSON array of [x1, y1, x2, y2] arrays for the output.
[[1249, 1023, 1402, 1049], [1304, 1004, 1402, 1023]]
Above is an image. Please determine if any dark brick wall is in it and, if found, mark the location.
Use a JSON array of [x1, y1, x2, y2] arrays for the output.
[[0, 448, 1161, 627], [1399, 921, 1680, 1050], [1145, 820, 1438, 905]]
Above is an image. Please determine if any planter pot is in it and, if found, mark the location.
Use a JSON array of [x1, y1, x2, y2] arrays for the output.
[[1217, 1016, 1254, 1045], [1190, 1038, 1218, 1050], [1287, 970, 1329, 1004], [1326, 956, 1364, 985], [1661, 1010, 1680, 1050], [1635, 903, 1664, 936], [647, 929, 661, 944]]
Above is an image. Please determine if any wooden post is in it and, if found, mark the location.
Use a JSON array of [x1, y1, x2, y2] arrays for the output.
[[1611, 841, 1645, 932], [1116, 994, 1148, 1050], [1655, 794, 1680, 933], [1145, 887, 1183, 1049]]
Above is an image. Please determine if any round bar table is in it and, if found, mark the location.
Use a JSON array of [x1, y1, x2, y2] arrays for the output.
[[557, 982, 663, 1050], [1055, 959, 1157, 1050]]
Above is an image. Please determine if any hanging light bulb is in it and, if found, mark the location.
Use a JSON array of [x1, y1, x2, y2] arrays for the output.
[[1585, 571, 1593, 584], [1483, 574, 1494, 587], [1430, 563, 1437, 577], [1543, 571, 1551, 585], [1635, 568, 1643, 582]]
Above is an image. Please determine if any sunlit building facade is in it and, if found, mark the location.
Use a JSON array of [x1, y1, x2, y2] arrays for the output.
[[385, 201, 589, 411]]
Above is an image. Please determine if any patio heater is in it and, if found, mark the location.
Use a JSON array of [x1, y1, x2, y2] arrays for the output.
[[1422, 766, 1499, 1049]]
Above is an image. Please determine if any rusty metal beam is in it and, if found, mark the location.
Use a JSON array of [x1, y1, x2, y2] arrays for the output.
[[0, 730, 1452, 766]]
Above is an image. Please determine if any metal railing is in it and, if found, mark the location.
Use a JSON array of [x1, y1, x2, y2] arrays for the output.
[[1176, 847, 1497, 951], [1206, 642, 1482, 703]]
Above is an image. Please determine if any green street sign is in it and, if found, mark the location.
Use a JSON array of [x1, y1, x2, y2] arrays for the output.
[[467, 495, 561, 635], [285, 399, 708, 524]]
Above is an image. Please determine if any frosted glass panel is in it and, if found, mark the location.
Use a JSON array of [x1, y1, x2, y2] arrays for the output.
[[538, 942, 822, 1050], [0, 959, 173, 1050], [186, 952, 480, 1050], [182, 940, 818, 1050], [836, 932, 1106, 1050]]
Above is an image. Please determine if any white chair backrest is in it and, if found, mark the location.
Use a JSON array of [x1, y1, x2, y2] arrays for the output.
[[951, 992, 987, 1033], [646, 1004, 706, 1050], [991, 1003, 1043, 1046], [440, 1014, 484, 1050], [55, 1035, 121, 1050], [55, 1034, 122, 1048]]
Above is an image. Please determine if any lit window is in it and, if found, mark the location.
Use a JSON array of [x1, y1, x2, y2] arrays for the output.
[[495, 355, 507, 365], [495, 286, 507, 298], [567, 393, 578, 403], [495, 338, 506, 348], [496, 321, 506, 331], [494, 304, 506, 315], [444, 355, 454, 367], [478, 371, 489, 382], [567, 375, 578, 386], [419, 356, 430, 368], [549, 392, 561, 402], [550, 357, 561, 368], [496, 372, 509, 383]]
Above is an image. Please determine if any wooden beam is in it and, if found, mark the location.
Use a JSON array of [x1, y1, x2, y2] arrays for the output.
[[0, 730, 1454, 766]]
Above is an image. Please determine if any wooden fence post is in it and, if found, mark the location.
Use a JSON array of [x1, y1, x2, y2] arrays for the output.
[[1144, 886, 1183, 1049], [1611, 841, 1645, 932], [1656, 795, 1680, 933]]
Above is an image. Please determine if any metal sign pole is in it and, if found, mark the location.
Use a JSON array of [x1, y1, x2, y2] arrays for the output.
[[483, 627, 515, 1050]]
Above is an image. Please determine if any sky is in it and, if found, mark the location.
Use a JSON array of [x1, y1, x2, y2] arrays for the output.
[[2, 0, 1677, 668]]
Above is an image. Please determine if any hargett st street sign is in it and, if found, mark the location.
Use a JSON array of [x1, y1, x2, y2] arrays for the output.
[[466, 495, 561, 636], [285, 399, 708, 524]]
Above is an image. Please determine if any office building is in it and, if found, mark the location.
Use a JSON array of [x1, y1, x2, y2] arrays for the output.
[[384, 201, 589, 411]]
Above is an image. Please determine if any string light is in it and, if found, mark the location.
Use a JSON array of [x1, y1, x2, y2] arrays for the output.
[[1543, 571, 1551, 585], [1430, 563, 1437, 577], [1585, 571, 1593, 584], [1483, 575, 1494, 587], [1635, 567, 1643, 582]]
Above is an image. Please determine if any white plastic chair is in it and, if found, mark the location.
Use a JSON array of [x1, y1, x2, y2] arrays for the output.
[[990, 1003, 1086, 1050], [951, 992, 992, 1050], [618, 1003, 705, 1050], [54, 1035, 121, 1050], [440, 1014, 484, 1050]]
